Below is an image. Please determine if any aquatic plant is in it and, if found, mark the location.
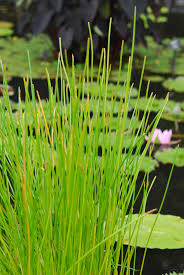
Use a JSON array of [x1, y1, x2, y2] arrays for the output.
[[145, 128, 161, 143], [163, 76, 184, 93], [146, 128, 172, 145], [0, 34, 56, 78], [0, 21, 14, 37], [163, 272, 184, 275], [0, 10, 174, 275], [155, 147, 184, 167], [158, 129, 172, 145], [130, 97, 184, 122], [123, 214, 184, 249]]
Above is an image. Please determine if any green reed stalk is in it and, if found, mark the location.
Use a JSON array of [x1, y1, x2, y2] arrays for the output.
[[0, 9, 170, 275]]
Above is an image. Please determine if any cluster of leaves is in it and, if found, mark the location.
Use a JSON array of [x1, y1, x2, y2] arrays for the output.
[[12, 0, 172, 61]]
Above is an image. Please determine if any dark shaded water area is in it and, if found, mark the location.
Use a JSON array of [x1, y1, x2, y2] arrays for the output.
[[8, 73, 184, 274]]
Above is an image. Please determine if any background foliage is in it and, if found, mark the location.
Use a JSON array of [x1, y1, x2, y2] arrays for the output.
[[10, 0, 173, 61]]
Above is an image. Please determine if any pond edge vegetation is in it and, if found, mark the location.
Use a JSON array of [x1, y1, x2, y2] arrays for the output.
[[0, 9, 175, 274]]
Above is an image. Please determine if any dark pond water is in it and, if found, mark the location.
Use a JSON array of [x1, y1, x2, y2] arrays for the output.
[[8, 74, 184, 275]]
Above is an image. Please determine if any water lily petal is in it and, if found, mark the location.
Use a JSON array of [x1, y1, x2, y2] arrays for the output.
[[145, 128, 161, 143], [158, 129, 172, 144]]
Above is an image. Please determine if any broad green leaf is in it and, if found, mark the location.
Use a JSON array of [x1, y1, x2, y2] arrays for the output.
[[134, 37, 174, 74], [82, 82, 137, 99], [143, 75, 164, 82], [96, 132, 140, 149], [123, 214, 184, 249], [11, 99, 137, 131], [0, 21, 14, 37], [82, 98, 132, 113], [130, 97, 184, 122], [161, 112, 184, 122], [0, 28, 13, 37], [160, 6, 168, 14], [98, 154, 158, 173], [109, 69, 128, 82], [92, 116, 140, 131], [155, 147, 184, 167], [157, 16, 167, 23], [163, 76, 184, 92], [0, 34, 57, 78]]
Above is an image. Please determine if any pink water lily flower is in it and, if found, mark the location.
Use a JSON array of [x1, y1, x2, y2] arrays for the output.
[[145, 128, 161, 143], [145, 128, 172, 145], [158, 129, 172, 145]]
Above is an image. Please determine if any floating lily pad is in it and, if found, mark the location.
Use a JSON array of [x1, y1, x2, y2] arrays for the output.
[[0, 28, 13, 37], [10, 99, 137, 132], [109, 69, 128, 82], [123, 214, 184, 249], [161, 112, 184, 122], [8, 100, 64, 128], [128, 154, 158, 173], [134, 36, 175, 74], [93, 116, 140, 131], [0, 21, 14, 37], [163, 76, 184, 92], [154, 147, 184, 167], [82, 82, 137, 99], [130, 97, 184, 122], [98, 154, 158, 173], [144, 75, 164, 82], [0, 34, 57, 78], [136, 56, 172, 74], [82, 98, 132, 114], [96, 132, 140, 149]]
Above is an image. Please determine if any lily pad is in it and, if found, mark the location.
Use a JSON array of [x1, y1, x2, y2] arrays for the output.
[[154, 147, 184, 167], [0, 34, 57, 78], [92, 116, 140, 131], [134, 36, 174, 74], [98, 154, 158, 173], [144, 75, 164, 82], [123, 214, 184, 249], [162, 76, 184, 92], [95, 132, 141, 149], [161, 112, 184, 122], [147, 62, 171, 74], [0, 28, 13, 37], [109, 69, 128, 82], [82, 82, 137, 99], [130, 97, 184, 122], [82, 98, 133, 114], [0, 21, 14, 37]]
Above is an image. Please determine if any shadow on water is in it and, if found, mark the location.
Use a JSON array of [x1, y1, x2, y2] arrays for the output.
[[9, 77, 51, 101]]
